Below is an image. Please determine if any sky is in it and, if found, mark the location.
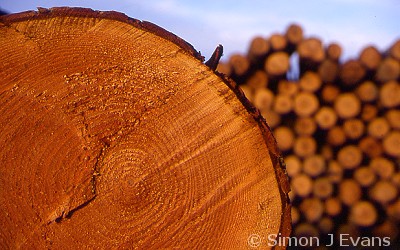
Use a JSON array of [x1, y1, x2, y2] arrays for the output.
[[1, 0, 399, 62]]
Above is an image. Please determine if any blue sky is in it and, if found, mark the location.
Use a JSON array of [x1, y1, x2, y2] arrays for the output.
[[1, 0, 399, 61]]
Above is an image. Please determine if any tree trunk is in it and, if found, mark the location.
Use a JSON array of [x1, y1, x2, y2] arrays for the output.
[[0, 8, 290, 249]]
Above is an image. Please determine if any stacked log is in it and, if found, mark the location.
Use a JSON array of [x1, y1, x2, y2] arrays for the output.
[[217, 24, 400, 247]]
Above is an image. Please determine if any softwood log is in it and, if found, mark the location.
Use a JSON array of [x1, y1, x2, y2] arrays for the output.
[[273, 94, 293, 115], [294, 223, 319, 238], [0, 8, 291, 249], [392, 173, 400, 188], [291, 174, 313, 198], [334, 93, 361, 119], [303, 155, 326, 177], [349, 201, 378, 227], [318, 217, 334, 234], [383, 131, 400, 157], [264, 51, 290, 77], [321, 145, 334, 160], [326, 43, 342, 61], [337, 224, 360, 240], [388, 39, 400, 61], [321, 84, 340, 104], [375, 58, 400, 83], [327, 126, 346, 147], [274, 126, 295, 151], [291, 207, 300, 225], [277, 80, 299, 97], [247, 36, 270, 64], [369, 181, 398, 204], [339, 60, 366, 86], [343, 119, 365, 140], [218, 23, 400, 247], [361, 104, 378, 122], [379, 80, 400, 108], [327, 160, 343, 183], [229, 53, 251, 82], [294, 117, 317, 136], [297, 37, 325, 73], [372, 221, 399, 241], [293, 92, 319, 117], [324, 197, 342, 217], [270, 33, 288, 51], [315, 107, 337, 130], [387, 200, 400, 221], [369, 157, 395, 179], [337, 145, 363, 170], [300, 198, 324, 223], [359, 136, 384, 158], [356, 81, 379, 103], [339, 180, 362, 206], [318, 59, 339, 83], [285, 155, 302, 178], [368, 117, 390, 139], [285, 23, 303, 48], [354, 167, 376, 187], [293, 136, 317, 158], [288, 189, 296, 202], [246, 70, 269, 90], [253, 88, 274, 110], [313, 177, 333, 199], [299, 71, 322, 92], [359, 46, 382, 71], [386, 109, 400, 129]]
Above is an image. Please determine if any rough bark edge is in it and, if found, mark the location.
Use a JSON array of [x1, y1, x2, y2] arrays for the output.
[[0, 6, 291, 245]]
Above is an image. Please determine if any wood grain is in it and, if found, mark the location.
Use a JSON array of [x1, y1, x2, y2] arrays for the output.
[[0, 8, 290, 249]]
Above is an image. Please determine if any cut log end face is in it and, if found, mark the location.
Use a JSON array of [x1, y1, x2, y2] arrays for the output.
[[0, 8, 290, 249]]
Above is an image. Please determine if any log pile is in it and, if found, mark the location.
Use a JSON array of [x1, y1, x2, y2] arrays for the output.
[[217, 24, 400, 247]]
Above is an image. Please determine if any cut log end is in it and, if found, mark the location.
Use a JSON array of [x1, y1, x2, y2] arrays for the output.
[[334, 93, 361, 119], [294, 92, 320, 117], [326, 43, 342, 61], [349, 201, 378, 227], [0, 8, 290, 249], [285, 23, 303, 45], [264, 51, 290, 76]]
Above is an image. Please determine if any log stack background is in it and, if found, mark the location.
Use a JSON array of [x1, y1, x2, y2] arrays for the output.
[[217, 24, 400, 247]]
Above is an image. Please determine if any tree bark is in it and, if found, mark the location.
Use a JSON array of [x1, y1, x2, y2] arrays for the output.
[[0, 8, 291, 249]]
